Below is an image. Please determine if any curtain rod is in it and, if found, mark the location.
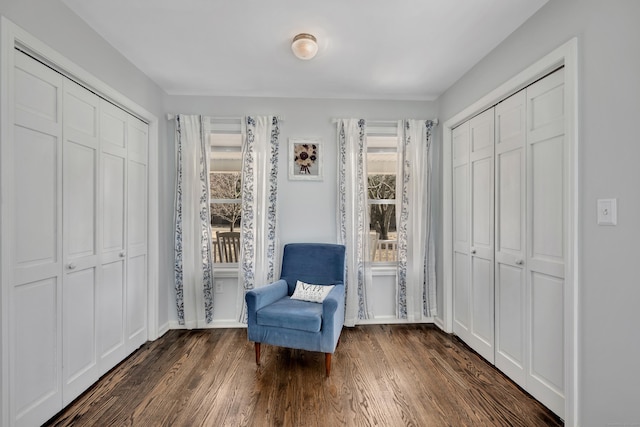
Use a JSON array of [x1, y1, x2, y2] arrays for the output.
[[166, 114, 285, 121], [331, 118, 439, 125]]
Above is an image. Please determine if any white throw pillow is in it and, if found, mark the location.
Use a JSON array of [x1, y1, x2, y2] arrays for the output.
[[290, 280, 335, 303]]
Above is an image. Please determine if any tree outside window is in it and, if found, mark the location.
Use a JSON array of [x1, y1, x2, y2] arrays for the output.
[[368, 174, 396, 241], [210, 172, 241, 231]]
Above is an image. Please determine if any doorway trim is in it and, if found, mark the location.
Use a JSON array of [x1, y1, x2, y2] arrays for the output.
[[441, 38, 578, 426]]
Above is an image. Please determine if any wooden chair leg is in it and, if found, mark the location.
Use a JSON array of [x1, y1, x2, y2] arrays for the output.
[[325, 353, 332, 377], [255, 342, 261, 366]]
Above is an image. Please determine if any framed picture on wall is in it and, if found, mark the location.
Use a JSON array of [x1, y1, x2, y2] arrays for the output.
[[289, 137, 322, 181]]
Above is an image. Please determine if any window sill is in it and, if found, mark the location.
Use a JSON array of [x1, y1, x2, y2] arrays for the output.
[[213, 265, 239, 278], [371, 264, 397, 276]]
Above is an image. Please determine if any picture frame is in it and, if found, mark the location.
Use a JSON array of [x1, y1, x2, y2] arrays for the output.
[[288, 137, 322, 181]]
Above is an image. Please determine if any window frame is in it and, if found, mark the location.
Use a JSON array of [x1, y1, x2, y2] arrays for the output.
[[207, 121, 243, 269], [366, 132, 400, 266]]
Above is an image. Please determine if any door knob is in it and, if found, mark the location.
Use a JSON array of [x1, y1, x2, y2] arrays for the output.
[[67, 262, 76, 270], [470, 249, 477, 254], [119, 251, 126, 258], [515, 259, 524, 265]]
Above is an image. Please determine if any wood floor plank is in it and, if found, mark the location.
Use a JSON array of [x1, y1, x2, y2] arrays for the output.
[[44, 325, 563, 427]]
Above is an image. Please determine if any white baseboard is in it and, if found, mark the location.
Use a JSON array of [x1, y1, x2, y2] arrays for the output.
[[168, 320, 247, 330], [355, 316, 435, 326], [433, 316, 446, 332], [157, 322, 171, 338]]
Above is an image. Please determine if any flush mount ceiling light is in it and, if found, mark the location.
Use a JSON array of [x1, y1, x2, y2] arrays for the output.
[[291, 33, 318, 60]]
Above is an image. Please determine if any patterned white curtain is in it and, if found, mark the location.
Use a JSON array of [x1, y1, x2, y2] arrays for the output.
[[337, 119, 371, 327], [396, 119, 437, 319], [238, 116, 280, 322], [174, 115, 214, 328]]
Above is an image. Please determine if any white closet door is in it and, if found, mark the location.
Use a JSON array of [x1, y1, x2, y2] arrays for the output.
[[11, 50, 64, 427], [98, 100, 128, 372], [452, 122, 471, 341], [61, 80, 101, 405], [494, 90, 527, 387], [126, 117, 149, 352], [468, 108, 495, 363], [526, 68, 566, 417]]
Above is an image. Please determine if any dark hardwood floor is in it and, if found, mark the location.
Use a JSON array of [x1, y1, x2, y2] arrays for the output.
[[44, 324, 562, 426]]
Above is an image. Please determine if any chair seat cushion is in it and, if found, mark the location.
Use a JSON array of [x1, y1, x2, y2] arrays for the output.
[[256, 297, 323, 333]]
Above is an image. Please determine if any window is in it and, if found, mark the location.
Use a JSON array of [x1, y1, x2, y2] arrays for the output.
[[367, 135, 398, 263], [209, 132, 242, 264]]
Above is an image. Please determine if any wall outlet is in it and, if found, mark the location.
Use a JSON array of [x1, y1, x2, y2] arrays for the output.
[[215, 281, 223, 294], [597, 198, 617, 225]]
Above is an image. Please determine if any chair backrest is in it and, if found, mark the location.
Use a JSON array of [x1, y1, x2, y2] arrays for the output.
[[216, 231, 240, 263], [280, 243, 346, 295]]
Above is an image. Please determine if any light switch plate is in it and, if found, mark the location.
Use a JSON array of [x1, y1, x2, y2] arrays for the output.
[[597, 198, 617, 225]]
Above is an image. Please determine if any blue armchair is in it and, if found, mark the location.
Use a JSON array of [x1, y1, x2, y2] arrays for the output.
[[245, 243, 346, 376]]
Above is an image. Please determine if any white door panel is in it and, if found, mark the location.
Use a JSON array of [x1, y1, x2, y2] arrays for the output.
[[98, 99, 128, 370], [101, 153, 126, 253], [496, 149, 524, 254], [452, 123, 471, 340], [496, 264, 524, 361], [13, 278, 61, 426], [470, 112, 493, 154], [528, 272, 565, 416], [62, 268, 98, 404], [128, 160, 147, 250], [13, 126, 59, 268], [64, 141, 96, 259], [14, 54, 60, 135], [126, 117, 148, 351], [453, 252, 470, 331], [530, 272, 564, 391], [452, 122, 470, 165], [99, 261, 125, 358], [467, 108, 495, 363], [453, 165, 469, 247], [526, 68, 566, 417], [127, 254, 148, 349], [531, 136, 565, 261], [128, 117, 148, 164], [62, 80, 100, 406], [470, 256, 494, 355], [495, 90, 527, 387], [101, 108, 127, 151], [471, 158, 493, 250], [10, 50, 64, 427]]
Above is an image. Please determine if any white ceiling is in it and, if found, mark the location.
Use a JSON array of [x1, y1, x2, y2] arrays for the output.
[[61, 0, 548, 101]]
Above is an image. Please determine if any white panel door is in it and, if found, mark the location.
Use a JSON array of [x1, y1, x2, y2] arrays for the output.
[[452, 122, 471, 341], [526, 68, 566, 417], [494, 90, 527, 387], [98, 100, 128, 372], [11, 50, 64, 427], [468, 108, 495, 363], [126, 117, 149, 351], [62, 80, 100, 405]]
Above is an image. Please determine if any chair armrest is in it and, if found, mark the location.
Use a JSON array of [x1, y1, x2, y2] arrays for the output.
[[245, 279, 288, 312], [321, 284, 345, 352], [322, 285, 343, 317]]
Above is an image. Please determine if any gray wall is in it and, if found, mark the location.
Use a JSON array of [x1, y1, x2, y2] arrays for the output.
[[437, 0, 640, 425], [0, 0, 170, 328]]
